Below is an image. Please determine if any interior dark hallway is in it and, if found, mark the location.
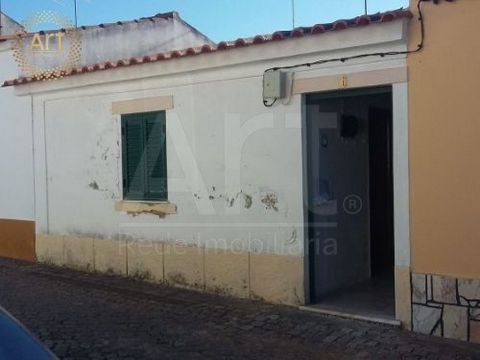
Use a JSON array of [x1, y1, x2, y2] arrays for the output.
[[306, 87, 395, 320]]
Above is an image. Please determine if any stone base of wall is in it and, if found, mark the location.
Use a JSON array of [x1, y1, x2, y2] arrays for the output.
[[411, 272, 480, 344], [36, 234, 304, 306]]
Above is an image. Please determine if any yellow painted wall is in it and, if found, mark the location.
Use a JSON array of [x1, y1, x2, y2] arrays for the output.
[[0, 219, 35, 261], [409, 0, 480, 278]]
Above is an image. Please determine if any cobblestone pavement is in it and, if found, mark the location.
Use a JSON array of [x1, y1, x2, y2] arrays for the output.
[[0, 259, 479, 359]]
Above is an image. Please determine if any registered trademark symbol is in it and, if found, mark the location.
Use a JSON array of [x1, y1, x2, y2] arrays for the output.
[[343, 195, 363, 215]]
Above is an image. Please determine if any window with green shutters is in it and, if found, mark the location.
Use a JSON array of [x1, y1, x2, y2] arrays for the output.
[[121, 111, 167, 201]]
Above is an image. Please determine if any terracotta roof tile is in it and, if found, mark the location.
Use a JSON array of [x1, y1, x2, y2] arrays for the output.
[[2, 8, 412, 87]]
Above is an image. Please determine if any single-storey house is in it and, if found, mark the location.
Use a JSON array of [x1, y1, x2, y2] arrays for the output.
[[1, 0, 479, 344]]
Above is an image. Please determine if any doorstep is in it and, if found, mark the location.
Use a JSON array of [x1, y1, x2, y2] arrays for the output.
[[299, 305, 401, 327]]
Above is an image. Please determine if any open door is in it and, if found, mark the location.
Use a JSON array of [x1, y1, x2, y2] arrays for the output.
[[306, 87, 394, 318]]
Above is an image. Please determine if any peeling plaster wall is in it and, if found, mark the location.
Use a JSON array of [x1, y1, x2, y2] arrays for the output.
[[38, 75, 305, 257]]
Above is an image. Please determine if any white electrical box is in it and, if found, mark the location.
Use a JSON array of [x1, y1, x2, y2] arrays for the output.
[[263, 70, 287, 99]]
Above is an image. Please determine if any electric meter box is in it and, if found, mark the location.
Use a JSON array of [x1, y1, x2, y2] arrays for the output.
[[263, 70, 287, 99]]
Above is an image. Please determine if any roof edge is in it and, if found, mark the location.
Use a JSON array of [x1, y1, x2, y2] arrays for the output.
[[3, 9, 412, 87]]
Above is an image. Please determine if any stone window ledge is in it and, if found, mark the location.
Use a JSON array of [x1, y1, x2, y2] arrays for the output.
[[115, 201, 177, 215]]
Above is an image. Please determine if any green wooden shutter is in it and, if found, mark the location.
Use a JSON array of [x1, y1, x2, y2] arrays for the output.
[[121, 111, 167, 201], [122, 114, 146, 200], [144, 112, 168, 201]]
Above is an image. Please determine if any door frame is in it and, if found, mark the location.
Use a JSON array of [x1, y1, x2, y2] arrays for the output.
[[301, 83, 411, 322]]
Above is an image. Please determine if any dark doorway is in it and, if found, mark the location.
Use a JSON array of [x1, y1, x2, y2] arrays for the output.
[[369, 107, 394, 279], [306, 87, 395, 320]]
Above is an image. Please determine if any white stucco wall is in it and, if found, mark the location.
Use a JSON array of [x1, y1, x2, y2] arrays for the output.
[[0, 43, 34, 220], [17, 20, 408, 257], [33, 77, 304, 256]]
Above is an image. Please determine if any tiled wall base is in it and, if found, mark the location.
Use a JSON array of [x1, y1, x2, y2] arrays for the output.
[[36, 234, 304, 306], [412, 272, 480, 343]]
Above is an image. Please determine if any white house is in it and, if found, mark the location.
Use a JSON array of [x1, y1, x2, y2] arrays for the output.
[[4, 0, 480, 345], [2, 9, 412, 327]]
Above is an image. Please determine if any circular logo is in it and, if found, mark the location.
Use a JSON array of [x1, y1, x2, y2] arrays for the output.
[[343, 195, 363, 215], [12, 11, 81, 81]]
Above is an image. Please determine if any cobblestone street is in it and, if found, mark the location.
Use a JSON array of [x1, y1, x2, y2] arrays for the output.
[[0, 258, 479, 359]]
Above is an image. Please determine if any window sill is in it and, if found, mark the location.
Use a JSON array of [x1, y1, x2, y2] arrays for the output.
[[115, 201, 177, 215]]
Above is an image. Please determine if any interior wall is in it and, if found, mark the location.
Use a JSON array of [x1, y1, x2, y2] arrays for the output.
[[408, 0, 480, 278]]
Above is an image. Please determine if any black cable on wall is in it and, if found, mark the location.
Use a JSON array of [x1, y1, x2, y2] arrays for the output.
[[262, 0, 451, 107]]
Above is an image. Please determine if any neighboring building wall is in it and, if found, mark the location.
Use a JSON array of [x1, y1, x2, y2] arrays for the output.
[[0, 43, 35, 261], [0, 12, 19, 36], [17, 12, 213, 75], [408, 0, 480, 343], [76, 12, 213, 66]]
